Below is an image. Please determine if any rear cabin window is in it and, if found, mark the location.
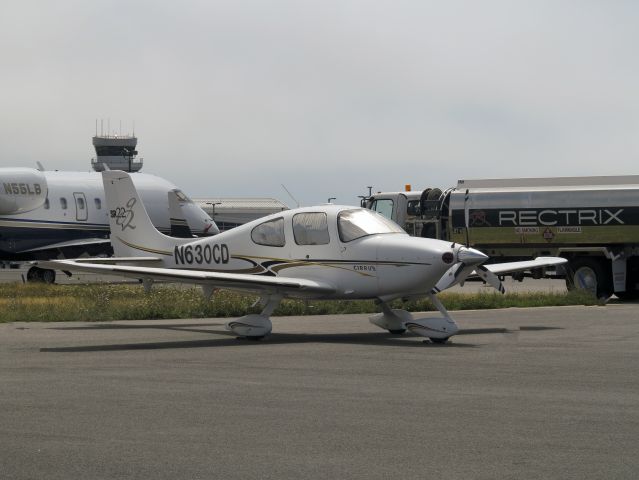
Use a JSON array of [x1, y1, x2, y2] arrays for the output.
[[293, 212, 330, 245], [94, 198, 102, 209], [251, 218, 285, 247], [60, 197, 67, 210], [43, 198, 50, 210], [77, 197, 85, 210]]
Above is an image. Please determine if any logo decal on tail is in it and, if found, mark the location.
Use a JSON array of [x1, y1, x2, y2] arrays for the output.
[[110, 197, 137, 231]]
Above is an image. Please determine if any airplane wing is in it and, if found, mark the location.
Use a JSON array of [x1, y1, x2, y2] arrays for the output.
[[36, 260, 336, 297], [479, 256, 567, 276], [432, 256, 567, 294]]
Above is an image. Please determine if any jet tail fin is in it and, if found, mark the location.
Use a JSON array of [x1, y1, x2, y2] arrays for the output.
[[102, 170, 190, 261]]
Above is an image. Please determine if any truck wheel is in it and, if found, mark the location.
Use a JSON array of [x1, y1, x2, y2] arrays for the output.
[[566, 258, 613, 299]]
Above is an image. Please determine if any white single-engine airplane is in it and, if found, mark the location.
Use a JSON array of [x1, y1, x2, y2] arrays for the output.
[[39, 171, 567, 343]]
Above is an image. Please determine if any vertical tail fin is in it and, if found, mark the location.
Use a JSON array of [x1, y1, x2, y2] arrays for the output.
[[102, 171, 190, 260]]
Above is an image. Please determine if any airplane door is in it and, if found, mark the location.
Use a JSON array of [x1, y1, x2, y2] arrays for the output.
[[73, 192, 88, 221], [289, 212, 332, 266]]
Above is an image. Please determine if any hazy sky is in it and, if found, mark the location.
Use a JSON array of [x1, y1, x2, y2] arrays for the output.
[[1, 1, 638, 206]]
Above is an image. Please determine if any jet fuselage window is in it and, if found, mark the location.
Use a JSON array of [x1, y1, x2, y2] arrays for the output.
[[338, 208, 405, 242], [60, 198, 67, 210], [370, 199, 394, 220], [251, 217, 285, 247], [77, 197, 85, 210], [95, 198, 102, 209], [44, 198, 50, 210], [293, 212, 330, 245]]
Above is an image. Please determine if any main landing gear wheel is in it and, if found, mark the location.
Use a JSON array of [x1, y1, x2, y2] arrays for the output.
[[244, 335, 266, 341], [26, 266, 56, 284], [429, 337, 450, 344], [388, 329, 406, 335]]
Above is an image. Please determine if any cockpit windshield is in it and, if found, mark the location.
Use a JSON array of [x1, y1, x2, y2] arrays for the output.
[[338, 209, 405, 242], [173, 189, 193, 203]]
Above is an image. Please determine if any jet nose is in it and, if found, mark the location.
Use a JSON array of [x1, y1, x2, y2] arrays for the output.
[[457, 246, 488, 266]]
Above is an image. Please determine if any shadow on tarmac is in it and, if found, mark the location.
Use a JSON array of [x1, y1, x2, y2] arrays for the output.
[[39, 324, 561, 353], [49, 323, 226, 336]]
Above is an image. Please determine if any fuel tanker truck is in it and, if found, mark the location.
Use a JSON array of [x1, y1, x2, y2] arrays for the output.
[[363, 176, 639, 299]]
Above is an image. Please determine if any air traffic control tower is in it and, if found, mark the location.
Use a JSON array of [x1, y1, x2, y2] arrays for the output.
[[91, 133, 143, 172]]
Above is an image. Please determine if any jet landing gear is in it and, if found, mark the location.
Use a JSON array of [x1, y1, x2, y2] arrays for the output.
[[26, 266, 56, 284], [225, 295, 282, 339], [370, 294, 459, 343]]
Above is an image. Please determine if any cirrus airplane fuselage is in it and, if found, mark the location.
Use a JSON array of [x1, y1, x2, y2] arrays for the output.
[[40, 171, 567, 343]]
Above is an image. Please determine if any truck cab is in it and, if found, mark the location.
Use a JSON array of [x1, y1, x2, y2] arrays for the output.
[[364, 188, 451, 240]]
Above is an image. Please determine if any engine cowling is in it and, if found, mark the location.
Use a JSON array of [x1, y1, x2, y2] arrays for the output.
[[0, 168, 48, 214]]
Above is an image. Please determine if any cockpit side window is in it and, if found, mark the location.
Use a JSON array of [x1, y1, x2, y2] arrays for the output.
[[293, 212, 330, 245], [251, 217, 285, 247]]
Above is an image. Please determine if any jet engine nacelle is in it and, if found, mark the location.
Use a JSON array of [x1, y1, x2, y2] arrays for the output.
[[0, 168, 48, 214]]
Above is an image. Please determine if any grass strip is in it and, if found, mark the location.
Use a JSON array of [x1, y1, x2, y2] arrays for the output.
[[0, 283, 601, 323]]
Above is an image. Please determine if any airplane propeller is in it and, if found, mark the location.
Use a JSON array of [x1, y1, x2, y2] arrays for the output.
[[431, 193, 506, 295], [431, 249, 505, 294], [432, 246, 488, 293], [474, 265, 505, 294], [464, 188, 470, 247], [458, 188, 505, 294]]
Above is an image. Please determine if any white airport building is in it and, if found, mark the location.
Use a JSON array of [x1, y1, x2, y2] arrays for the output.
[[193, 197, 289, 231]]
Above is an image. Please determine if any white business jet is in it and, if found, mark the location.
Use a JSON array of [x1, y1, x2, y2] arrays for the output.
[[1, 167, 218, 282], [39, 171, 566, 343]]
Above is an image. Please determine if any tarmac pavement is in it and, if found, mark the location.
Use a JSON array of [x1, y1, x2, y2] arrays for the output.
[[1, 305, 638, 479]]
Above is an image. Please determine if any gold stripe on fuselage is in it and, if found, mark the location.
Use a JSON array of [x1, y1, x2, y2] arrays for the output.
[[116, 236, 174, 256]]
